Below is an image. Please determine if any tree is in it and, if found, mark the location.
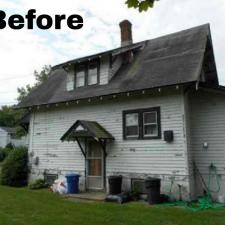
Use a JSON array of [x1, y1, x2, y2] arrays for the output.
[[0, 106, 22, 127], [125, 0, 159, 12], [17, 65, 51, 102], [0, 65, 52, 138]]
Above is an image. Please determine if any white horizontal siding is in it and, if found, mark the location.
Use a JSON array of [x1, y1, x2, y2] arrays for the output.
[[0, 128, 8, 148], [99, 55, 110, 85], [189, 90, 225, 198], [29, 92, 188, 177], [189, 91, 225, 174]]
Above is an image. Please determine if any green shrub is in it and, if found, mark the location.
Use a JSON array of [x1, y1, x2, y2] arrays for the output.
[[1, 147, 28, 187], [29, 179, 48, 190], [5, 142, 14, 149], [0, 147, 12, 162]]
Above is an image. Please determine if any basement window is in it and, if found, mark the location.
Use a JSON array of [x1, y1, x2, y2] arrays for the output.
[[123, 107, 161, 140]]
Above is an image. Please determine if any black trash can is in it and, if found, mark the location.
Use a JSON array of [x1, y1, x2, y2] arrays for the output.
[[108, 175, 122, 195], [145, 177, 161, 204]]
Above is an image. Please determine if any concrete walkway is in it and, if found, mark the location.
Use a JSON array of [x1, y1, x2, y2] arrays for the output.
[[65, 192, 107, 201]]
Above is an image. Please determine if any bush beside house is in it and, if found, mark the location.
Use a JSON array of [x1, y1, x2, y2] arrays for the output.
[[0, 147, 12, 162], [0, 147, 28, 187]]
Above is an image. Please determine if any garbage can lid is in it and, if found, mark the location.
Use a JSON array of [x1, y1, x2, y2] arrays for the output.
[[145, 177, 161, 181], [108, 175, 122, 179], [65, 173, 80, 177]]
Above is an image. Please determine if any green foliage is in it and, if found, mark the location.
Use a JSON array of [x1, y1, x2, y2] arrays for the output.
[[28, 179, 48, 190], [17, 65, 51, 102], [0, 106, 23, 127], [125, 0, 159, 12], [1, 147, 28, 187], [0, 147, 12, 162], [15, 126, 27, 138], [5, 143, 14, 149], [17, 84, 34, 103]]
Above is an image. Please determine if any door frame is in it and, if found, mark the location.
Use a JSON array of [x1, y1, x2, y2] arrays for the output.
[[85, 139, 106, 191]]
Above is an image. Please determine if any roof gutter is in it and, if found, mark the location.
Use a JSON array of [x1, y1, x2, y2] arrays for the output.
[[15, 81, 196, 110]]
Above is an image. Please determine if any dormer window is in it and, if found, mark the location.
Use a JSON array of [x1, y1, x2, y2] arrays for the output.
[[88, 60, 99, 85], [74, 59, 100, 89], [75, 64, 85, 88]]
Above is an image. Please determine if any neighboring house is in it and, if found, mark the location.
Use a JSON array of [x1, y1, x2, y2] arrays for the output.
[[0, 126, 28, 148], [17, 20, 225, 201]]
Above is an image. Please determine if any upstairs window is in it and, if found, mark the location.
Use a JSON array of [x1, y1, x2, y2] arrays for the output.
[[75, 64, 85, 88], [123, 107, 161, 140], [88, 60, 99, 85], [74, 59, 100, 89]]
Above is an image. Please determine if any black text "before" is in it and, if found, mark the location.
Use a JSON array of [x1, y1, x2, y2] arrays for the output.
[[0, 9, 83, 30]]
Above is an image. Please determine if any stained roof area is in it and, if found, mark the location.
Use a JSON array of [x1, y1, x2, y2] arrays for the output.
[[61, 120, 114, 142], [17, 24, 218, 108]]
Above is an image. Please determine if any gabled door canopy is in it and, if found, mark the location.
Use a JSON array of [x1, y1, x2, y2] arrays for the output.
[[60, 120, 114, 157]]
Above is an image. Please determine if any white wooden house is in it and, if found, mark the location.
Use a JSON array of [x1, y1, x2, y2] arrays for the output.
[[0, 126, 28, 148], [17, 20, 225, 201]]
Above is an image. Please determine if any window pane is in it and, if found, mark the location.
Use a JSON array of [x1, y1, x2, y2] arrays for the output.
[[87, 144, 102, 158], [126, 113, 138, 126], [144, 124, 158, 136], [76, 71, 85, 87], [126, 126, 139, 137], [88, 159, 102, 176], [88, 62, 98, 85], [144, 112, 157, 124]]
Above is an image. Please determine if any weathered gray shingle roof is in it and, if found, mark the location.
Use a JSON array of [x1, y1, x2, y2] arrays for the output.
[[61, 120, 114, 141], [17, 24, 218, 108]]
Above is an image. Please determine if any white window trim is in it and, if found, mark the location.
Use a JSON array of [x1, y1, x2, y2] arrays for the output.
[[143, 112, 158, 137]]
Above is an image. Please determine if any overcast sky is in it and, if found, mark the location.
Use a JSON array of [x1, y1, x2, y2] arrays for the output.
[[0, 0, 225, 106]]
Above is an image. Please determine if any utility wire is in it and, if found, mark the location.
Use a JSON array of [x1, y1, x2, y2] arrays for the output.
[[0, 75, 33, 81]]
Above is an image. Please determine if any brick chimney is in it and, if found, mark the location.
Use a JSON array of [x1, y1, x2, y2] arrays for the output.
[[119, 20, 133, 47]]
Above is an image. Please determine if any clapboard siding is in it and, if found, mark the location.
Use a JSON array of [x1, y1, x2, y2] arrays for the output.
[[0, 128, 8, 148], [189, 90, 225, 198], [99, 55, 110, 85], [29, 92, 188, 177], [189, 91, 225, 173]]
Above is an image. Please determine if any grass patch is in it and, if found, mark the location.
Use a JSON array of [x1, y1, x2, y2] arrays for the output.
[[0, 186, 225, 225]]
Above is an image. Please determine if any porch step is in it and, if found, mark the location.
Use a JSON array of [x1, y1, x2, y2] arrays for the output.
[[64, 192, 107, 201]]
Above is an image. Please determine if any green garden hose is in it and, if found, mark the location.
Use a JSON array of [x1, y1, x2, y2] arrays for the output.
[[159, 163, 224, 211]]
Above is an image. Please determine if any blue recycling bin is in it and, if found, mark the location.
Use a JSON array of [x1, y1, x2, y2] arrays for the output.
[[65, 173, 80, 194]]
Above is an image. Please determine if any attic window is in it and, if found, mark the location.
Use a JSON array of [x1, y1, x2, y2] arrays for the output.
[[75, 64, 85, 88], [74, 59, 100, 89], [88, 60, 99, 85]]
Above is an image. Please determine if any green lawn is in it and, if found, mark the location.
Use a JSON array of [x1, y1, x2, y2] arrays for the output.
[[0, 186, 225, 225]]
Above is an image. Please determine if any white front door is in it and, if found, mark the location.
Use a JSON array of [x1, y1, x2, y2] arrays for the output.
[[86, 141, 104, 190]]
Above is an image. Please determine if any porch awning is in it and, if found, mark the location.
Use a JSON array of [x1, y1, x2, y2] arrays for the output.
[[60, 120, 114, 142]]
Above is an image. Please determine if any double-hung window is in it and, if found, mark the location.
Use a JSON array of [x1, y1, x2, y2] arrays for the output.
[[124, 113, 139, 138], [88, 60, 99, 85], [75, 64, 85, 88], [123, 107, 161, 140], [143, 111, 158, 137], [74, 59, 100, 89]]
